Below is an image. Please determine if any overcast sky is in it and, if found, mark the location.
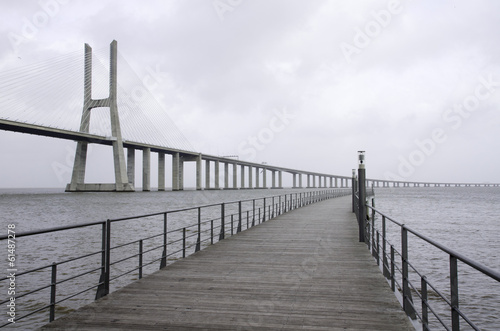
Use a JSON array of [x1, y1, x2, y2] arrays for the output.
[[1, 0, 500, 188]]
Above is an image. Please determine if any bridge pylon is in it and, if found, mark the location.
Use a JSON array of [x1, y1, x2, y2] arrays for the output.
[[66, 40, 134, 192]]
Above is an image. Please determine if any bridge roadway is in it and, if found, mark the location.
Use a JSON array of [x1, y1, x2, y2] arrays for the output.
[[41, 196, 413, 330]]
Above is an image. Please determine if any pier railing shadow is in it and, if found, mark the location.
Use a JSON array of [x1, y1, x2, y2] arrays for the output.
[[0, 188, 350, 329], [365, 200, 500, 331]]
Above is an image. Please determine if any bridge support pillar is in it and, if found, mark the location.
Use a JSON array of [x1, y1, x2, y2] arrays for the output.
[[142, 148, 151, 191], [299, 174, 303, 188], [279, 171, 283, 188], [272, 170, 276, 188], [248, 166, 253, 188], [205, 160, 211, 189], [240, 165, 245, 189], [158, 153, 165, 191], [233, 163, 238, 189], [127, 148, 135, 188], [214, 160, 220, 189], [196, 155, 202, 190], [255, 167, 260, 188], [172, 153, 180, 191], [292, 174, 297, 188], [262, 168, 267, 188], [66, 41, 133, 192], [224, 163, 229, 189]]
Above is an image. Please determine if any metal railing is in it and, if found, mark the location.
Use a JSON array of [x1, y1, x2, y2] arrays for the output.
[[365, 200, 500, 331], [0, 189, 350, 329]]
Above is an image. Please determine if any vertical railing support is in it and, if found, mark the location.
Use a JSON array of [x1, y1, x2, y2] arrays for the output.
[[219, 203, 225, 240], [390, 245, 395, 292], [211, 220, 214, 245], [450, 255, 460, 331], [182, 228, 186, 258], [138, 239, 143, 279], [422, 276, 429, 331], [95, 221, 107, 299], [160, 213, 167, 269], [382, 215, 390, 278], [263, 198, 266, 222], [195, 207, 201, 252], [401, 226, 416, 318], [252, 199, 256, 227], [237, 201, 242, 233], [357, 151, 367, 243], [371, 198, 376, 257], [49, 263, 57, 322]]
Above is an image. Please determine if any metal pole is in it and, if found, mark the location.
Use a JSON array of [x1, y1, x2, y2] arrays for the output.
[[195, 207, 201, 252], [160, 213, 167, 269], [219, 203, 225, 240], [358, 151, 366, 243], [139, 239, 143, 279], [450, 255, 460, 331], [49, 263, 57, 322]]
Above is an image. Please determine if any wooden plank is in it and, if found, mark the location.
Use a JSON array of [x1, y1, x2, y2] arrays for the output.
[[41, 196, 414, 330]]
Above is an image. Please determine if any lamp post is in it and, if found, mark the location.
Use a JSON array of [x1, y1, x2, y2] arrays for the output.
[[352, 169, 357, 213], [358, 151, 367, 243]]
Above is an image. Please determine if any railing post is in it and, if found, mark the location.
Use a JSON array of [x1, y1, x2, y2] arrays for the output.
[[246, 210, 249, 229], [160, 213, 167, 269], [95, 221, 107, 299], [371, 198, 376, 256], [237, 201, 242, 233], [211, 220, 214, 245], [422, 276, 429, 331], [182, 228, 186, 258], [390, 245, 395, 292], [272, 197, 275, 218], [219, 203, 225, 240], [104, 219, 111, 295], [382, 216, 390, 278], [358, 151, 367, 243], [252, 199, 256, 227], [195, 207, 201, 252], [450, 255, 460, 331], [139, 239, 143, 279], [263, 198, 266, 222], [49, 263, 57, 322], [231, 214, 234, 235], [401, 226, 416, 318]]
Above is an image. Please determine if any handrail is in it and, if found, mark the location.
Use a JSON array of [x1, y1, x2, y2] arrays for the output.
[[365, 202, 500, 331], [0, 189, 350, 329]]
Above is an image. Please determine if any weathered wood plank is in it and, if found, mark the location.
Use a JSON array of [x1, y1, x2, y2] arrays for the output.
[[41, 196, 414, 330]]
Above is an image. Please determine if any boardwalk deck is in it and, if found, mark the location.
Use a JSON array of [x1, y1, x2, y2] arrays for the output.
[[41, 196, 414, 330]]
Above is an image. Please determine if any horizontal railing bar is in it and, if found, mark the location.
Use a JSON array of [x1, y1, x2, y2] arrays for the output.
[[55, 266, 102, 286], [0, 220, 105, 240], [368, 205, 500, 281]]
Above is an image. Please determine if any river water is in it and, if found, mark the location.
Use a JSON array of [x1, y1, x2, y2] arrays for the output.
[[0, 187, 499, 330]]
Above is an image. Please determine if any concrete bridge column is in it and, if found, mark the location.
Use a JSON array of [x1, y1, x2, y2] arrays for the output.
[[196, 155, 202, 190], [240, 165, 245, 189], [299, 174, 303, 188], [263, 168, 267, 188], [172, 153, 180, 191], [178, 158, 184, 190], [214, 161, 220, 189], [224, 163, 229, 189], [307, 175, 310, 188], [233, 163, 237, 189], [272, 170, 276, 188], [205, 160, 211, 189], [292, 174, 297, 188], [335, 177, 338, 188], [330, 177, 333, 188], [127, 148, 135, 188], [279, 171, 283, 188], [248, 166, 253, 188], [142, 148, 151, 192], [158, 153, 165, 191]]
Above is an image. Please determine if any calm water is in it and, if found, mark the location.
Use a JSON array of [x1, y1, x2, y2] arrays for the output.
[[1, 187, 499, 330]]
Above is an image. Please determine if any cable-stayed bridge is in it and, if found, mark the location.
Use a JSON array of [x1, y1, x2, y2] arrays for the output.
[[0, 41, 498, 191]]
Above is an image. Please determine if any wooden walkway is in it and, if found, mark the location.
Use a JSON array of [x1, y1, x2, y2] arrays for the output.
[[42, 196, 414, 330]]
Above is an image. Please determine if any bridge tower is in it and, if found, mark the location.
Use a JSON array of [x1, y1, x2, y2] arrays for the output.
[[66, 40, 134, 192]]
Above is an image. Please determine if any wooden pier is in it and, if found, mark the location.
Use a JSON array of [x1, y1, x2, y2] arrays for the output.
[[42, 196, 413, 330]]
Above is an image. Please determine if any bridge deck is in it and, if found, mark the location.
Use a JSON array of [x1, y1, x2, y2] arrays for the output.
[[42, 196, 413, 330]]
